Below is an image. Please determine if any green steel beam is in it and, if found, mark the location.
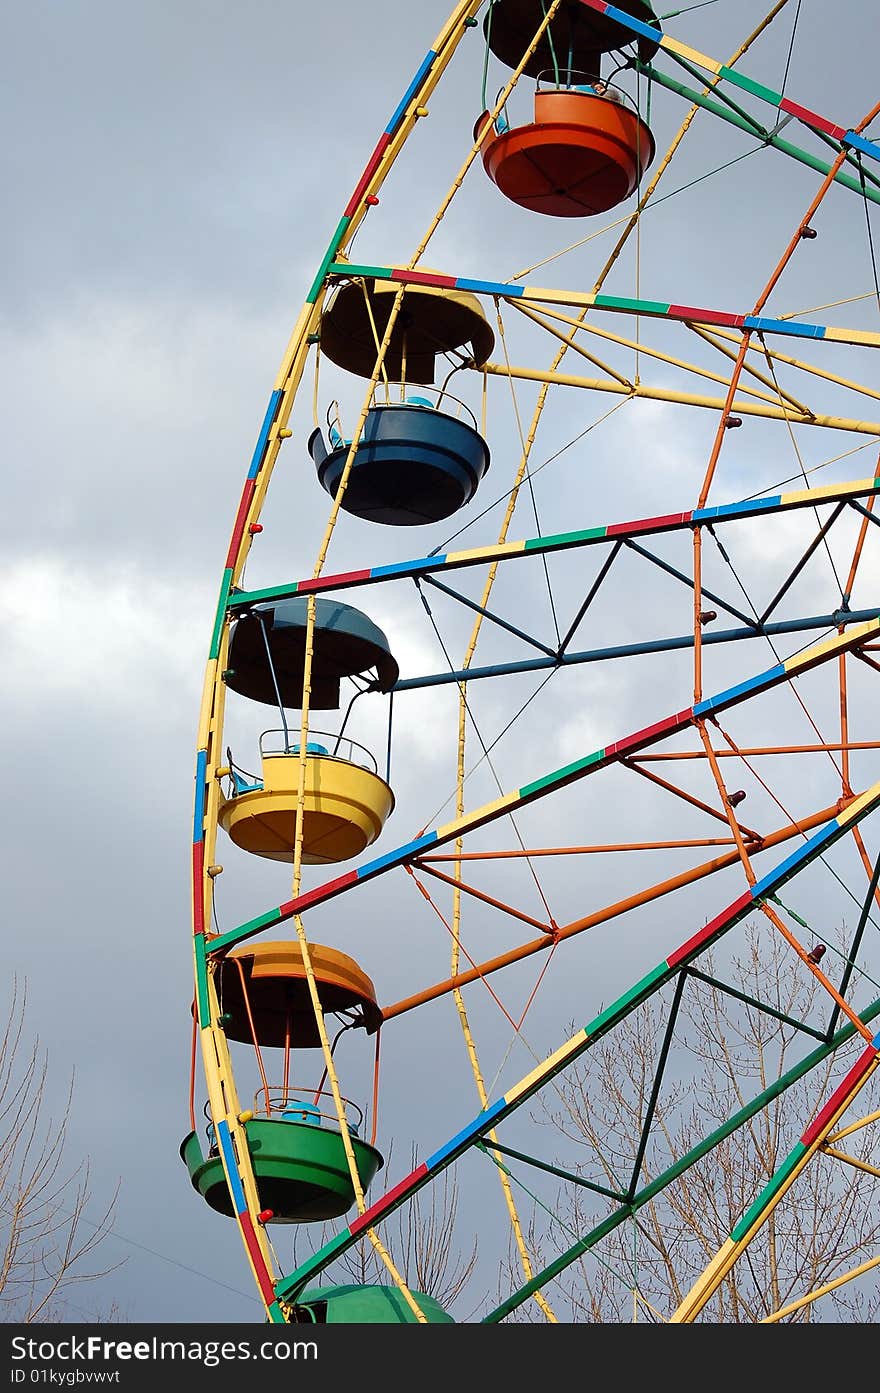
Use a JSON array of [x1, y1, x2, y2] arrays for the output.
[[637, 62, 880, 208], [484, 992, 880, 1321], [476, 1138, 627, 1202], [685, 966, 829, 1044]]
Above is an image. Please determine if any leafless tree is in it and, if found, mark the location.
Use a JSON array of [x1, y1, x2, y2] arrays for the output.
[[0, 977, 121, 1322], [296, 1143, 478, 1316], [498, 921, 880, 1322]]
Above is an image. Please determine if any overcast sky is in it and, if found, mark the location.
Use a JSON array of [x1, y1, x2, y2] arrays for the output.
[[4, 0, 880, 1326]]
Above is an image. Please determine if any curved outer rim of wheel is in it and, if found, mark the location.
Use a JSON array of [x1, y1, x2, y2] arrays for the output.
[[189, 0, 880, 1323]]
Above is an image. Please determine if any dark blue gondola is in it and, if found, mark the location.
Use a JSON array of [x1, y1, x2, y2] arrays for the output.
[[308, 399, 491, 527]]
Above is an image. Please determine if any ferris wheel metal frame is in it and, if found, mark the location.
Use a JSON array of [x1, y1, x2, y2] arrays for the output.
[[187, 0, 880, 1324]]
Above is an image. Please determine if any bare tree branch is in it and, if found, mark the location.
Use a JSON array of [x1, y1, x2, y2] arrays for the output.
[[0, 976, 123, 1322], [499, 921, 880, 1322]]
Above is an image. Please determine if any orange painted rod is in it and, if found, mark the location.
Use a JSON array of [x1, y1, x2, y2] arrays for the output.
[[416, 861, 555, 934], [419, 838, 738, 861], [381, 798, 847, 1021], [633, 743, 880, 761], [623, 758, 762, 841]]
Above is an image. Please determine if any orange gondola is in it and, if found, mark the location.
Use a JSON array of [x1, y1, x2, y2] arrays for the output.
[[476, 0, 659, 216], [476, 82, 655, 218], [181, 942, 385, 1224]]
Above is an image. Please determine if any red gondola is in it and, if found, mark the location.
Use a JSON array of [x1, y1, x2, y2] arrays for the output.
[[476, 82, 655, 218]]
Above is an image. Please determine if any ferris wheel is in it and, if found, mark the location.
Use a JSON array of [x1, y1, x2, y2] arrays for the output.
[[182, 0, 880, 1324]]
